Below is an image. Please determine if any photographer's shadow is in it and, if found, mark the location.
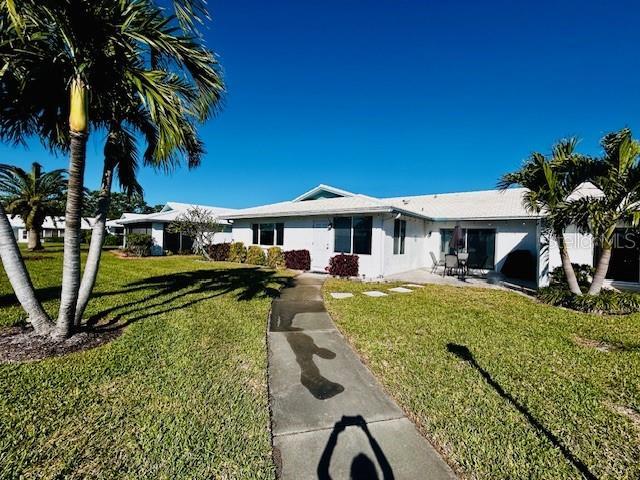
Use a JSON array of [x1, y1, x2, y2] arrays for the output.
[[317, 415, 395, 480]]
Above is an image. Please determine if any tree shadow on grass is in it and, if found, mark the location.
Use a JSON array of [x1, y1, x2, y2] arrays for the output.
[[446, 343, 597, 480], [84, 267, 294, 332]]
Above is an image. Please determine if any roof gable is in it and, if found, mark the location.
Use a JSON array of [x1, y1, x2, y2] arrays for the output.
[[293, 184, 357, 202]]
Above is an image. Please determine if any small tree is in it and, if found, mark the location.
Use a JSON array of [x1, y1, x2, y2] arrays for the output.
[[168, 207, 221, 259], [0, 162, 66, 250]]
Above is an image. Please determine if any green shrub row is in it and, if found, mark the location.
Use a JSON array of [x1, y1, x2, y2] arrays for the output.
[[538, 286, 640, 315], [206, 242, 288, 270]]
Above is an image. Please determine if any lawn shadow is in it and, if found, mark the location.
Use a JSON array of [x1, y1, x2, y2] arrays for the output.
[[84, 267, 293, 332], [317, 415, 394, 480], [446, 343, 597, 480]]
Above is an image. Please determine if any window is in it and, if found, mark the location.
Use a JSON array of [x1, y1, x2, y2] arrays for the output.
[[252, 223, 284, 246], [333, 216, 373, 254], [393, 219, 406, 254], [128, 223, 152, 235], [353, 216, 372, 254], [334, 217, 352, 253], [21, 230, 27, 240], [276, 223, 284, 246]]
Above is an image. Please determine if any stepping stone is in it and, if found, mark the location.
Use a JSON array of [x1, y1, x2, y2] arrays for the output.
[[363, 290, 388, 297], [330, 292, 354, 299], [403, 284, 424, 288], [389, 287, 413, 293]]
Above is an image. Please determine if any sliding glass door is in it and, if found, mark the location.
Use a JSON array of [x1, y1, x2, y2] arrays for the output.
[[604, 229, 640, 282], [440, 228, 495, 269]]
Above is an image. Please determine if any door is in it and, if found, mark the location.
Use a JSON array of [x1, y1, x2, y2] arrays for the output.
[[311, 219, 331, 272]]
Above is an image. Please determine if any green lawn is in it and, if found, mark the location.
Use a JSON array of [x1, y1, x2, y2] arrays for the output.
[[0, 247, 292, 479], [324, 280, 640, 480]]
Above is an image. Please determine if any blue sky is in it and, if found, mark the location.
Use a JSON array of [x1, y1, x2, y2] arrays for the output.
[[2, 0, 639, 208]]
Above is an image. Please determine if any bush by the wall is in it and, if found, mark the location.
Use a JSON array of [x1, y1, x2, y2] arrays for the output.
[[208, 243, 230, 261], [267, 247, 286, 269], [103, 234, 121, 246], [538, 286, 640, 315], [549, 264, 594, 289], [125, 233, 153, 257], [228, 242, 247, 263], [246, 246, 267, 265], [284, 249, 311, 270], [44, 236, 64, 244], [327, 253, 359, 277]]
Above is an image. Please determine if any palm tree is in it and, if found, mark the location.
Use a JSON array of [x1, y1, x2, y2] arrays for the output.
[[562, 128, 640, 295], [499, 139, 587, 295], [1, 0, 222, 337], [0, 162, 66, 250]]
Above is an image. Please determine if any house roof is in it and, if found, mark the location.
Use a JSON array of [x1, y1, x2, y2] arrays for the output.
[[6, 215, 95, 230], [383, 188, 538, 220], [116, 202, 237, 225], [221, 184, 543, 221]]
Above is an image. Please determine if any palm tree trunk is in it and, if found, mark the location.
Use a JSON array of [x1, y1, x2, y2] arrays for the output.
[[0, 204, 53, 334], [557, 232, 582, 296], [55, 131, 87, 338], [74, 162, 113, 326], [588, 246, 611, 295], [27, 227, 43, 251]]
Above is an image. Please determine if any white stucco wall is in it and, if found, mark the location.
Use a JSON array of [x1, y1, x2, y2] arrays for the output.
[[547, 225, 594, 271], [381, 215, 428, 276], [232, 215, 386, 279]]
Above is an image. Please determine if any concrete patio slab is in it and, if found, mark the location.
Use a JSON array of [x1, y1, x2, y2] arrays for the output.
[[388, 287, 413, 293], [330, 292, 354, 299], [268, 273, 456, 479], [403, 284, 424, 288], [362, 290, 388, 297], [274, 417, 456, 480]]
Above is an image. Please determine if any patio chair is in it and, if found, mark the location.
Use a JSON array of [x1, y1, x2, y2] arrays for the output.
[[444, 254, 458, 277], [430, 251, 445, 273]]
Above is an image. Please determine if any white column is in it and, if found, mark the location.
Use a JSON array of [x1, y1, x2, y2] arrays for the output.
[[151, 223, 164, 256]]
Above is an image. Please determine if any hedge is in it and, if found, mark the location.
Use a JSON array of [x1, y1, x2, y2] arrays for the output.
[[267, 247, 286, 269], [228, 242, 247, 263], [327, 253, 359, 277], [538, 286, 640, 315], [208, 243, 230, 261], [284, 249, 310, 270], [125, 233, 153, 257], [246, 246, 267, 265]]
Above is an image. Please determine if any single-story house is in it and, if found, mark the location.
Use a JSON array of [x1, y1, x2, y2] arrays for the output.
[[116, 202, 235, 255], [221, 184, 639, 289], [8, 215, 94, 243]]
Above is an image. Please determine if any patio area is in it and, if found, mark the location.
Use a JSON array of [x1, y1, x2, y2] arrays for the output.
[[382, 268, 537, 294]]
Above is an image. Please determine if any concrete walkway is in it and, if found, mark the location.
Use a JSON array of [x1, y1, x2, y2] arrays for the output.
[[268, 273, 456, 479]]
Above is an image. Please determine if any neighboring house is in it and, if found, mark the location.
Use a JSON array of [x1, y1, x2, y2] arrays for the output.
[[222, 183, 637, 289], [7, 215, 94, 243], [116, 202, 235, 255]]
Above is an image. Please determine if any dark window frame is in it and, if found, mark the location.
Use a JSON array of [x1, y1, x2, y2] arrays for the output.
[[253, 222, 284, 246], [393, 219, 406, 255], [333, 216, 373, 255]]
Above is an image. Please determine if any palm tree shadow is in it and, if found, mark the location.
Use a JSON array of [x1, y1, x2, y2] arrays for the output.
[[83, 267, 293, 332], [446, 343, 597, 480]]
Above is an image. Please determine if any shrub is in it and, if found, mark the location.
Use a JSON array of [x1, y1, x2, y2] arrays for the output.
[[82, 230, 92, 244], [228, 242, 247, 263], [327, 253, 359, 277], [103, 234, 120, 246], [266, 247, 286, 269], [538, 286, 640, 314], [246, 246, 267, 265], [208, 243, 231, 261], [284, 249, 311, 270], [45, 236, 64, 244], [125, 233, 153, 257], [549, 264, 594, 289]]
